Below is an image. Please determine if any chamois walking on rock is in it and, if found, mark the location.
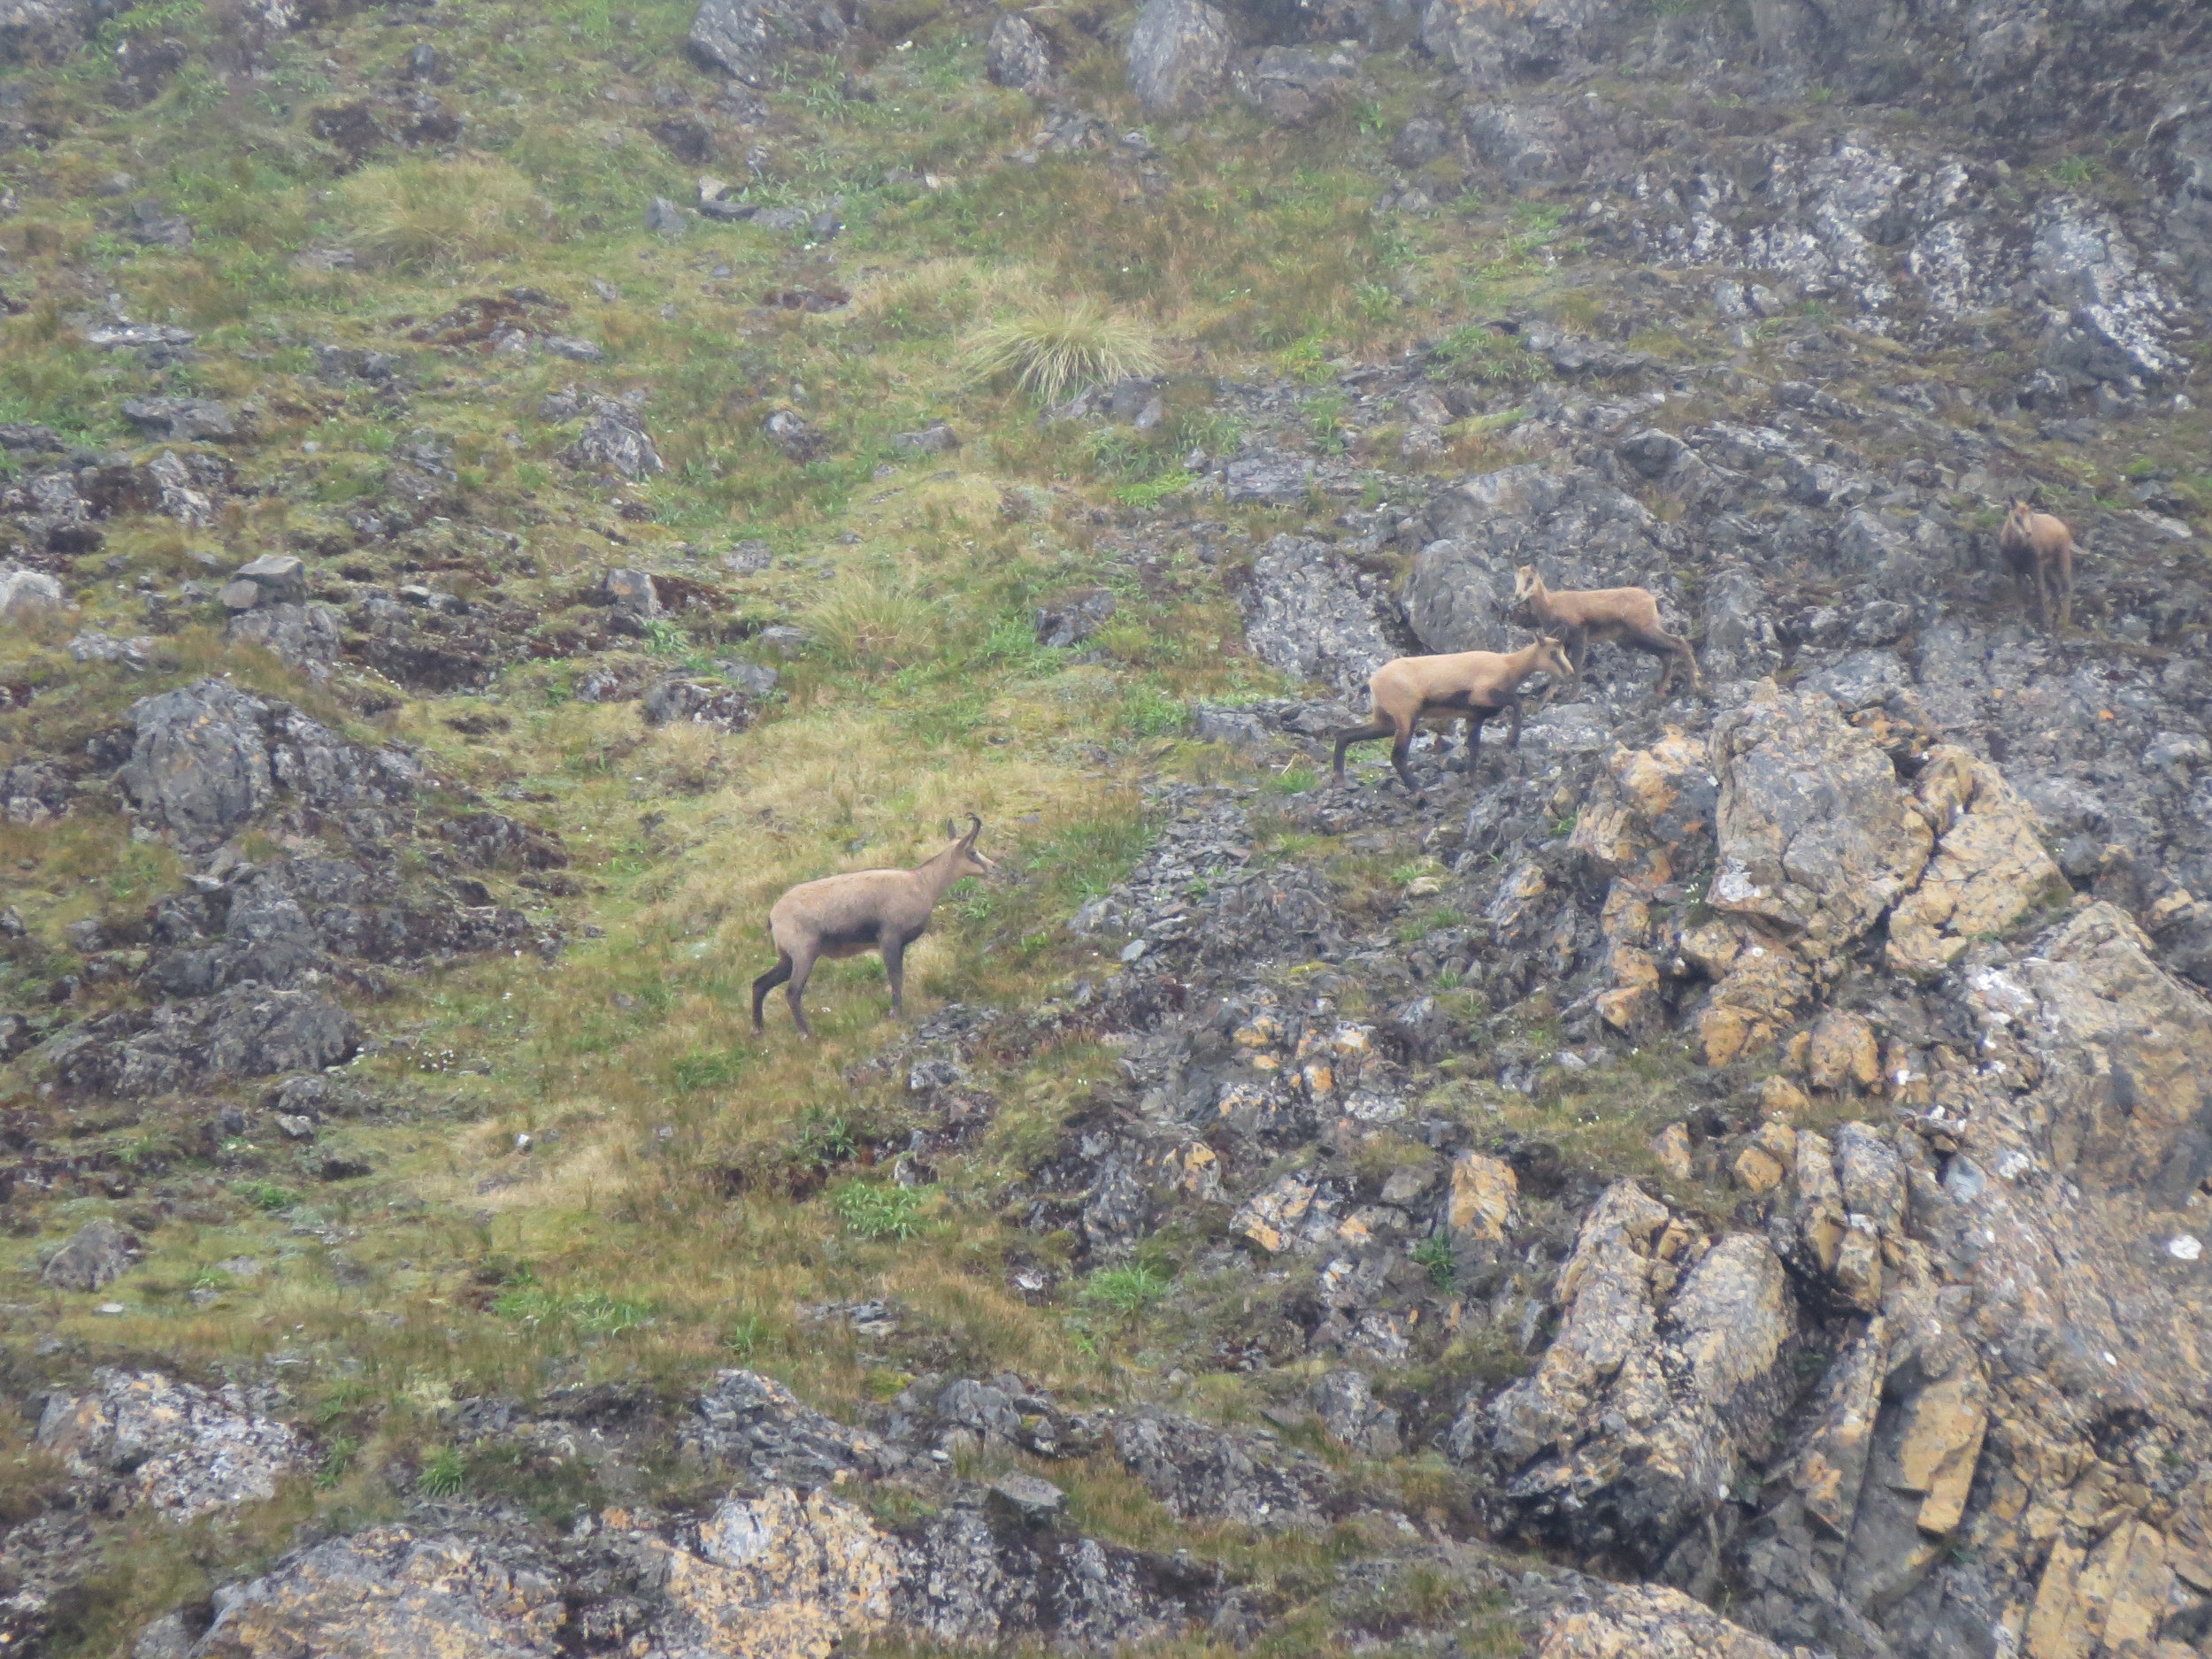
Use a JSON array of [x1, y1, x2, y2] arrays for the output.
[[1511, 565, 1701, 703], [1330, 636, 1573, 801], [752, 817, 995, 1039], [1999, 501, 2076, 633]]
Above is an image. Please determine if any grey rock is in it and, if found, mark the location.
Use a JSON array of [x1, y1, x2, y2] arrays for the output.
[[0, 565, 65, 617], [441, 812, 570, 872], [565, 398, 663, 479], [114, 678, 417, 848], [602, 566, 660, 618], [130, 1612, 194, 1659], [641, 676, 758, 732], [986, 1471, 1067, 1524], [1223, 452, 1314, 504], [1392, 112, 1450, 168], [986, 12, 1053, 96], [644, 196, 686, 236], [227, 603, 342, 676], [1110, 1409, 1328, 1525], [764, 408, 823, 460], [1126, 0, 1231, 114], [119, 396, 238, 442], [124, 200, 193, 249], [225, 554, 306, 609], [36, 1369, 304, 1520], [40, 1219, 141, 1292], [685, 0, 849, 85], [716, 658, 780, 696], [1237, 534, 1406, 697], [1035, 587, 1116, 649], [890, 420, 959, 457], [754, 204, 809, 232], [542, 334, 606, 362], [680, 1367, 893, 1486], [0, 421, 61, 452], [1, 758, 71, 824], [1310, 1368, 1402, 1456], [0, 0, 99, 66]]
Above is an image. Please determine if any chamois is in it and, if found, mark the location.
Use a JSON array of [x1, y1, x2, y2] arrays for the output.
[[1510, 565, 1701, 703], [1999, 501, 2076, 632], [1330, 636, 1574, 799], [751, 816, 995, 1039]]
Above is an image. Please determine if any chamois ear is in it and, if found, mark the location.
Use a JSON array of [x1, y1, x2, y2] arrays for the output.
[[944, 818, 958, 840]]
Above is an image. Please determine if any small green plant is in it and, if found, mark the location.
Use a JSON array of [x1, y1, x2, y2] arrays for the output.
[[726, 1313, 772, 1358], [1431, 324, 1538, 386], [641, 618, 693, 657], [793, 1109, 859, 1170], [829, 1179, 925, 1241], [2052, 153, 2103, 188], [1410, 1236, 1456, 1289], [1266, 764, 1319, 795], [1113, 470, 1199, 509], [316, 1436, 359, 1489], [232, 1180, 299, 1214], [1119, 685, 1187, 739], [1079, 1263, 1173, 1317], [417, 1447, 467, 1498], [964, 302, 1163, 405], [670, 1046, 749, 1091]]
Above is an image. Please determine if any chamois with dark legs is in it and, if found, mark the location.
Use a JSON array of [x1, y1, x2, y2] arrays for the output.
[[1329, 636, 1573, 802], [1999, 501, 2076, 633], [1511, 565, 1701, 703], [752, 816, 995, 1039]]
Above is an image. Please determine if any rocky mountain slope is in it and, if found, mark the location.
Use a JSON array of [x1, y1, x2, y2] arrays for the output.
[[1, 0, 2209, 1653]]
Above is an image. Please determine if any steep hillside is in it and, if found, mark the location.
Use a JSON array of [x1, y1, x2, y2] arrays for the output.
[[1, 0, 2210, 1653]]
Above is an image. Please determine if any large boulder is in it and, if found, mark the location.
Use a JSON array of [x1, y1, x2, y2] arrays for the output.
[[686, 0, 849, 85], [1537, 1584, 1805, 1659], [565, 398, 664, 480], [38, 1218, 141, 1291], [37, 1370, 305, 1521], [226, 602, 342, 676], [1126, 0, 1231, 114], [114, 679, 417, 848], [1708, 680, 1932, 966], [1471, 1181, 1798, 1571], [1236, 534, 1408, 697], [986, 12, 1053, 96], [0, 565, 65, 618], [1733, 902, 2212, 1658]]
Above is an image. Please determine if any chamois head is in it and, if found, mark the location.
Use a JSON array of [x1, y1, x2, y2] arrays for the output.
[[2005, 500, 2035, 534], [941, 814, 996, 876], [1512, 565, 1544, 606], [1530, 634, 1572, 680]]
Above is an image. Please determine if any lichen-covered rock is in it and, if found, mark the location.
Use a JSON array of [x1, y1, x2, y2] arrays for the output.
[[114, 678, 417, 849], [1709, 680, 1932, 964], [1885, 745, 2069, 977], [37, 1370, 306, 1521], [38, 1218, 141, 1291], [1125, 0, 1230, 114], [196, 1527, 567, 1657], [648, 1486, 897, 1659], [686, 0, 849, 84], [643, 675, 759, 733], [564, 397, 664, 479], [226, 602, 342, 677], [985, 12, 1052, 96], [1110, 1409, 1330, 1526], [1236, 534, 1407, 697], [1474, 1181, 1797, 1571], [1537, 1583, 1807, 1658], [1310, 1368, 1402, 1457]]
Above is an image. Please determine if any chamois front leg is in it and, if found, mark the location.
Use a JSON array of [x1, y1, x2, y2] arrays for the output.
[[1389, 727, 1421, 798], [752, 952, 795, 1033], [1503, 694, 1525, 750], [880, 927, 908, 1021]]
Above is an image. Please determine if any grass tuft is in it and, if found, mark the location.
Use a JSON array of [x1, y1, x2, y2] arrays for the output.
[[964, 302, 1164, 405], [343, 156, 559, 273]]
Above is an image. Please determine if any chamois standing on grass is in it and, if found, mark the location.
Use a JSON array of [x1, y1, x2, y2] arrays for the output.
[[751, 817, 995, 1040], [1330, 636, 1574, 801], [1999, 501, 2076, 633], [1510, 565, 1701, 703]]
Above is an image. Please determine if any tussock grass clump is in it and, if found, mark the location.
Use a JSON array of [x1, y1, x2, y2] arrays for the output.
[[964, 301, 1163, 405], [342, 157, 557, 273], [804, 572, 952, 672]]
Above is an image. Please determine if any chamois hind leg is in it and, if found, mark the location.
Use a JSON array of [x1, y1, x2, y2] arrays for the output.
[[1389, 727, 1420, 797], [752, 952, 793, 1033], [1331, 719, 1393, 786], [783, 941, 822, 1040], [2055, 549, 2075, 633]]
